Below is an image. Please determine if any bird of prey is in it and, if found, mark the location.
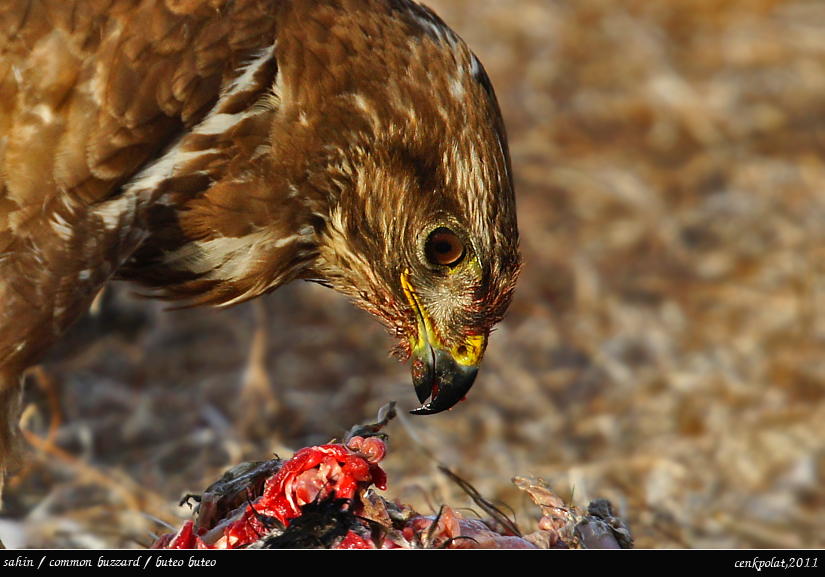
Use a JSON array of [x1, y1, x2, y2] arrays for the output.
[[0, 0, 520, 487]]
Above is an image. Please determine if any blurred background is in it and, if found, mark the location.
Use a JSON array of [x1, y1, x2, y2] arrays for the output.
[[2, 0, 824, 548]]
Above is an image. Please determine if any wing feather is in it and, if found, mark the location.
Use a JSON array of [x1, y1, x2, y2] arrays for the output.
[[0, 0, 280, 472]]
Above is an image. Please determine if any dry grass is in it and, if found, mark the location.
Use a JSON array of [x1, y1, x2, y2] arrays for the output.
[[2, 0, 824, 549]]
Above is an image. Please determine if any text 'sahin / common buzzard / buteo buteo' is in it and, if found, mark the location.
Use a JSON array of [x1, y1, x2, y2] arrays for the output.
[[0, 0, 520, 488]]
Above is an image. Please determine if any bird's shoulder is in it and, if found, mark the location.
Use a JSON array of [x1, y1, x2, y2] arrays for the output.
[[0, 0, 279, 230]]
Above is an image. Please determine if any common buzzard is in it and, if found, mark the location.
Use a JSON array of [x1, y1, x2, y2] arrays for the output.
[[0, 0, 520, 489]]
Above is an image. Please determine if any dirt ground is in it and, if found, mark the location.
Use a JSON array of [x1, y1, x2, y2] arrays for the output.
[[2, 0, 824, 549]]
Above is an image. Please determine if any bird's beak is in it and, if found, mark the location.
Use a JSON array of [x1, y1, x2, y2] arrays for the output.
[[401, 270, 487, 415]]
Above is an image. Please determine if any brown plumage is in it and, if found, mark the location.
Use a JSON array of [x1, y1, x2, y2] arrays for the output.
[[0, 0, 520, 488]]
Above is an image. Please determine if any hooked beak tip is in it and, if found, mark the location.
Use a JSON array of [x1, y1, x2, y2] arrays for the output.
[[409, 347, 479, 416]]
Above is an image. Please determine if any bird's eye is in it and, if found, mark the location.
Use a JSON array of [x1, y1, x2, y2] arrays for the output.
[[425, 227, 466, 267]]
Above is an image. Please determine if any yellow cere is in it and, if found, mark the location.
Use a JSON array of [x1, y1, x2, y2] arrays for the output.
[[452, 333, 486, 367]]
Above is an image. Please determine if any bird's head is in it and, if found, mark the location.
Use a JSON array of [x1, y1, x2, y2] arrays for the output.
[[286, 2, 522, 414]]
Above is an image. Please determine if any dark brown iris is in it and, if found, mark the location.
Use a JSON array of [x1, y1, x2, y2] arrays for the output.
[[425, 227, 466, 267]]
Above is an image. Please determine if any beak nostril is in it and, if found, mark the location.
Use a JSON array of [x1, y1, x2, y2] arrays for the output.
[[456, 345, 468, 358]]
